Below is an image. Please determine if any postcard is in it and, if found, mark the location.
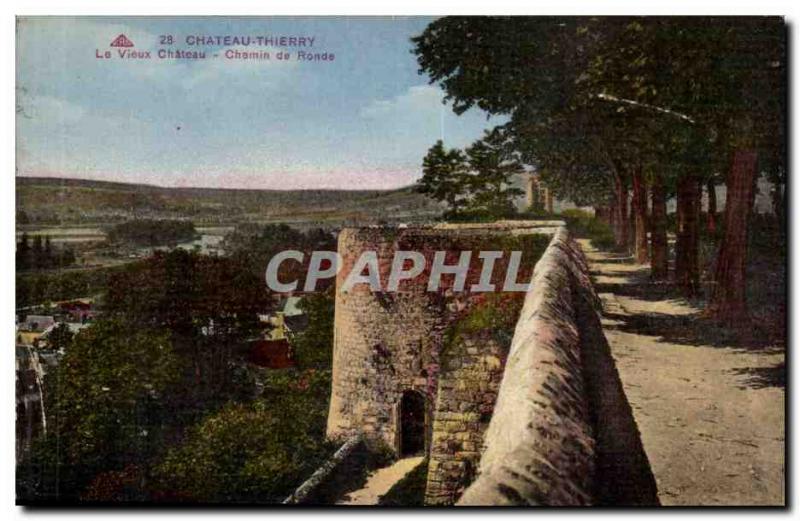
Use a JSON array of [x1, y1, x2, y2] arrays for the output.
[[15, 15, 786, 507]]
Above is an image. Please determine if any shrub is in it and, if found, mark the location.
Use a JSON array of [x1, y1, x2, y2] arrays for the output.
[[150, 369, 335, 504], [561, 209, 615, 250]]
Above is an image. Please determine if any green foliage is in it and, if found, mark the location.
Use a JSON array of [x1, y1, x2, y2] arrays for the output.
[[16, 265, 124, 308], [412, 17, 785, 207], [151, 369, 334, 503], [16, 233, 76, 272], [104, 249, 271, 403], [560, 209, 616, 250], [464, 127, 525, 217], [18, 319, 180, 501], [45, 322, 74, 351], [18, 239, 293, 504], [223, 223, 337, 282], [292, 287, 335, 369], [106, 219, 197, 246], [415, 140, 470, 214], [416, 128, 524, 221]]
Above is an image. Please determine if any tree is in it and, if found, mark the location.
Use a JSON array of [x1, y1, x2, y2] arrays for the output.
[[630, 166, 648, 263], [151, 370, 334, 503], [413, 16, 785, 310], [223, 223, 336, 284], [106, 219, 197, 247], [706, 178, 719, 235], [704, 20, 785, 323], [463, 127, 525, 218], [45, 323, 73, 352], [103, 249, 271, 404], [412, 17, 654, 248], [675, 173, 701, 296], [415, 140, 470, 216], [18, 319, 180, 501], [707, 151, 758, 321], [649, 176, 668, 280], [32, 235, 43, 270], [17, 232, 31, 271], [43, 237, 53, 269], [291, 287, 335, 370]]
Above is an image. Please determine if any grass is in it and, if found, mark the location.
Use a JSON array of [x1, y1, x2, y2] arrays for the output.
[[17, 177, 441, 226]]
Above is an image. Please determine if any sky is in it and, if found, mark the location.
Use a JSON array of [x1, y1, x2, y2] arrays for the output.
[[16, 16, 503, 190]]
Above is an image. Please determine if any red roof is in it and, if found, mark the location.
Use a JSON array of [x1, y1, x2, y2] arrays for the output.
[[59, 301, 92, 310], [248, 339, 294, 369]]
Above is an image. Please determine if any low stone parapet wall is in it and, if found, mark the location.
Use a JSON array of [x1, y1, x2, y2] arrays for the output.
[[457, 228, 659, 506], [283, 435, 364, 505]]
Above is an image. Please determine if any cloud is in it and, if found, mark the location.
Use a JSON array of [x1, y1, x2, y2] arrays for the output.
[[359, 84, 446, 119], [19, 94, 85, 126], [15, 18, 502, 190], [179, 48, 298, 93]]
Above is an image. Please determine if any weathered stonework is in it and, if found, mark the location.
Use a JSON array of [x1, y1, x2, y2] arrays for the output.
[[326, 222, 655, 506], [326, 223, 554, 502], [457, 228, 596, 505], [457, 228, 659, 506], [425, 335, 507, 505]]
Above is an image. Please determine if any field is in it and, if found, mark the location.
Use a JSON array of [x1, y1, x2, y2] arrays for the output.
[[16, 177, 443, 227]]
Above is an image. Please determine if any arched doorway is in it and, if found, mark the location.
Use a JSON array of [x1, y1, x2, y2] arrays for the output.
[[399, 390, 426, 456]]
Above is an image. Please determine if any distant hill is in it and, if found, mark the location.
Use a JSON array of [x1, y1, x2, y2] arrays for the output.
[[16, 176, 444, 226]]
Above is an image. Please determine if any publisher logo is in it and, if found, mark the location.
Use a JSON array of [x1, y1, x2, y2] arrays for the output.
[[110, 34, 135, 48]]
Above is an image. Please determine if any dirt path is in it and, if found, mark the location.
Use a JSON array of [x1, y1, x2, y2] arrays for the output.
[[580, 240, 785, 506], [336, 456, 425, 506]]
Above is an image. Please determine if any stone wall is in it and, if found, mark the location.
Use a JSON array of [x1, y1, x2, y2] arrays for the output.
[[326, 228, 446, 452], [424, 335, 507, 505], [326, 225, 553, 453], [325, 222, 555, 501], [283, 435, 364, 505], [457, 228, 658, 506], [325, 222, 655, 506]]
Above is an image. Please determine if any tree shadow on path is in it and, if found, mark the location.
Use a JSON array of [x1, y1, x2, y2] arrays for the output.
[[730, 360, 786, 389], [591, 260, 784, 352]]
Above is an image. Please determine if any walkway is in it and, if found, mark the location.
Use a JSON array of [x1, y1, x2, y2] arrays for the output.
[[580, 240, 785, 506], [336, 456, 425, 506]]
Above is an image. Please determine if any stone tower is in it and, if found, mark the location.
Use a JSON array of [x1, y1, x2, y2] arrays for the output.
[[326, 223, 553, 504], [526, 173, 553, 213], [326, 227, 448, 454]]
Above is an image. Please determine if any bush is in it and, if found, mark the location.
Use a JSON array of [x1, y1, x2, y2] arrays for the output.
[[560, 209, 615, 249], [106, 219, 197, 246], [16, 265, 125, 308], [292, 287, 335, 369], [150, 369, 335, 504], [17, 319, 181, 503]]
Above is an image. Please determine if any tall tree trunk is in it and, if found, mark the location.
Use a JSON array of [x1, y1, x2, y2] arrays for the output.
[[650, 176, 668, 280], [631, 168, 649, 263], [613, 175, 629, 251], [773, 181, 786, 241], [608, 195, 617, 232], [708, 149, 758, 323], [675, 173, 701, 297], [628, 200, 636, 254], [594, 206, 606, 223], [706, 180, 717, 235], [545, 188, 554, 214]]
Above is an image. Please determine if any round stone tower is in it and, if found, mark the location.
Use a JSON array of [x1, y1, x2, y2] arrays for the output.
[[326, 227, 447, 454]]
